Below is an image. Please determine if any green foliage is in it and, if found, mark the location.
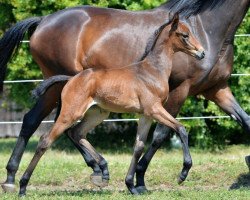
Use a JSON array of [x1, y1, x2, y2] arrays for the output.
[[0, 1, 249, 149]]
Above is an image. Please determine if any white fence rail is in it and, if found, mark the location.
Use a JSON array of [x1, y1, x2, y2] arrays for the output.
[[1, 74, 249, 125]]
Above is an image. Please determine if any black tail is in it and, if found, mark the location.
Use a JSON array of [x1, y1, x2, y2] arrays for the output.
[[0, 17, 43, 92], [32, 75, 71, 99]]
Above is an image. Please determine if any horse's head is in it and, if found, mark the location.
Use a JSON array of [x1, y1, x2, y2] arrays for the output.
[[169, 14, 205, 60]]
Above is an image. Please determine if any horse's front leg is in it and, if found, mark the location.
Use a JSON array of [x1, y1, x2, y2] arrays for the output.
[[125, 116, 152, 195], [202, 83, 250, 167], [135, 86, 188, 193], [67, 107, 110, 187]]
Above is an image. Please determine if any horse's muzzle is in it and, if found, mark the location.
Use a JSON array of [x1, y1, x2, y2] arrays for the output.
[[195, 50, 205, 60]]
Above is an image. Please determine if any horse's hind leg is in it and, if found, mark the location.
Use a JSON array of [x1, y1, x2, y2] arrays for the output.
[[202, 83, 250, 168], [19, 95, 93, 196], [67, 106, 110, 187], [1, 87, 59, 193]]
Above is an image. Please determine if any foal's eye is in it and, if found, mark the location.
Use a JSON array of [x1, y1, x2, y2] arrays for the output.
[[182, 33, 189, 39]]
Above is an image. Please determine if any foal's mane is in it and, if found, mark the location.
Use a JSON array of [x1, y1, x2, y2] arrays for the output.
[[140, 19, 173, 61], [163, 0, 225, 18]]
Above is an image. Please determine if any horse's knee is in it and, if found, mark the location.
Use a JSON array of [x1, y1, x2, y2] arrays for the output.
[[37, 134, 52, 152]]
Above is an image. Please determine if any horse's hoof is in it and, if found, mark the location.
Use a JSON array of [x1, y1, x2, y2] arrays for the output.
[[135, 186, 148, 194], [18, 192, 26, 198], [177, 177, 185, 185], [101, 178, 109, 187], [245, 156, 250, 171], [1, 183, 16, 193], [90, 174, 104, 187]]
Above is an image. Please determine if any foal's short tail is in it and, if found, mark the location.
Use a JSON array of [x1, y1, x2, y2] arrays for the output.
[[32, 75, 71, 99], [0, 17, 43, 92]]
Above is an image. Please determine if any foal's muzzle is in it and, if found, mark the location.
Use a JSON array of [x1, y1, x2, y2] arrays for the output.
[[195, 49, 205, 60]]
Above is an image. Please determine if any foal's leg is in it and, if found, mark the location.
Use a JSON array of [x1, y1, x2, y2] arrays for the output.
[[67, 107, 110, 187], [55, 102, 108, 184], [125, 116, 152, 195], [149, 102, 192, 184], [19, 96, 94, 196], [202, 83, 250, 167], [135, 87, 188, 192], [1, 87, 59, 192]]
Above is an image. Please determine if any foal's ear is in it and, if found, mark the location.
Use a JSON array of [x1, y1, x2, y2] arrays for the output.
[[170, 13, 179, 32]]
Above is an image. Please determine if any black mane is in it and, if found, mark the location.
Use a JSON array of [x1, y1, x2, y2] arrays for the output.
[[140, 19, 172, 61], [163, 0, 225, 18]]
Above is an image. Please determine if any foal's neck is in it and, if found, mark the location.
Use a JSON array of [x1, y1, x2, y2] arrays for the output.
[[141, 32, 174, 79]]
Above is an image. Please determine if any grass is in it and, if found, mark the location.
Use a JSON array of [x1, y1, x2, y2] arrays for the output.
[[0, 137, 250, 199]]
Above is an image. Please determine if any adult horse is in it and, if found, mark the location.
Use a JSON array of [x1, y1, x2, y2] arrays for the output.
[[0, 0, 249, 193]]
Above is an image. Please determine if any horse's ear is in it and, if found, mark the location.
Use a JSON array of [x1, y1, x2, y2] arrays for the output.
[[170, 13, 179, 32]]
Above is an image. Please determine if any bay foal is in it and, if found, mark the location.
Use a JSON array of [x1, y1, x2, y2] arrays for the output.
[[19, 15, 205, 196]]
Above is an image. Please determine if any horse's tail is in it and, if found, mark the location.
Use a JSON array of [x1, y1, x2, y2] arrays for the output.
[[0, 17, 43, 92], [32, 75, 71, 99]]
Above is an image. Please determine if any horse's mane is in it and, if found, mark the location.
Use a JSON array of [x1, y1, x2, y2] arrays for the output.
[[140, 19, 173, 61], [163, 0, 225, 18]]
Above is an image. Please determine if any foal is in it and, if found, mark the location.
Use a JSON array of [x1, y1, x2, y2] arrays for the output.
[[19, 15, 205, 195]]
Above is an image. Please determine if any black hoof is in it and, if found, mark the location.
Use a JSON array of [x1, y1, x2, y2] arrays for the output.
[[19, 192, 26, 197], [245, 156, 250, 171], [135, 186, 148, 194], [177, 176, 185, 185], [129, 188, 140, 195]]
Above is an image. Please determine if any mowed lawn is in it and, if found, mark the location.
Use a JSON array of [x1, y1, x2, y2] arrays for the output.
[[0, 137, 250, 199]]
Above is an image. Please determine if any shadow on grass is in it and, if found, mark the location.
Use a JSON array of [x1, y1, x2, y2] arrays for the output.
[[38, 189, 126, 197], [229, 173, 250, 190]]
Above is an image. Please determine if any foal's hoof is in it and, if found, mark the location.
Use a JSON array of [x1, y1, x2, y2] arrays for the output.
[[177, 177, 185, 185], [90, 174, 108, 188], [135, 186, 148, 194], [101, 178, 109, 187], [1, 183, 16, 193], [245, 156, 250, 171]]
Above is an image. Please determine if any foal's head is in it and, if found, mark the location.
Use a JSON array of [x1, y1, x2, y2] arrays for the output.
[[168, 14, 205, 60]]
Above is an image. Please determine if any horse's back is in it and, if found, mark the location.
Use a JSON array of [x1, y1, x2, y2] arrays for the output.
[[29, 6, 168, 78]]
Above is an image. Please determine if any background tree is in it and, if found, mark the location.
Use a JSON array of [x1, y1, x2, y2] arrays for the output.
[[0, 0, 249, 149]]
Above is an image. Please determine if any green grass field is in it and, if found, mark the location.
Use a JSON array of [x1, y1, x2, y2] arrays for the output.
[[0, 137, 250, 199]]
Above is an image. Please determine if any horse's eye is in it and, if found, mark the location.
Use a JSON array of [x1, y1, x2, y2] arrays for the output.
[[182, 33, 189, 39]]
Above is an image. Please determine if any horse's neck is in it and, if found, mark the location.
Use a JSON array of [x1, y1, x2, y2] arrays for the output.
[[196, 0, 249, 47]]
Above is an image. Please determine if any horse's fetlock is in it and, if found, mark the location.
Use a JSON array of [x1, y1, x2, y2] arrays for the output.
[[20, 175, 29, 187], [125, 175, 133, 187], [184, 159, 192, 169]]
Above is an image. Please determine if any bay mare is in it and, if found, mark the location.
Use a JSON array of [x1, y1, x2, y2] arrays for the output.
[[19, 15, 204, 196], [0, 0, 249, 193]]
